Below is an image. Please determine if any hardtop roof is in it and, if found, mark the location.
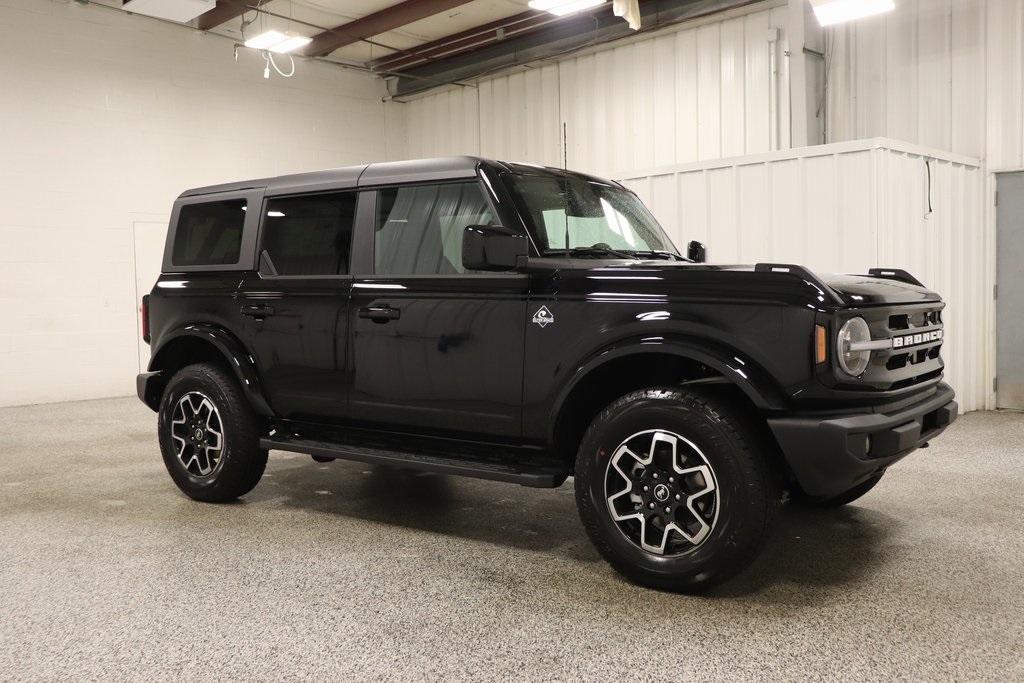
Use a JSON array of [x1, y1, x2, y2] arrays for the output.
[[178, 156, 618, 198]]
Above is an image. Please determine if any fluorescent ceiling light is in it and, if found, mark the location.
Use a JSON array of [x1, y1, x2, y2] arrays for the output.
[[244, 30, 287, 50], [809, 0, 895, 26], [528, 0, 605, 17], [271, 35, 313, 53], [243, 30, 312, 53], [267, 211, 285, 217]]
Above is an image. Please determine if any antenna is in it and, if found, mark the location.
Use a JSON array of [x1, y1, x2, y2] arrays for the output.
[[562, 122, 568, 169]]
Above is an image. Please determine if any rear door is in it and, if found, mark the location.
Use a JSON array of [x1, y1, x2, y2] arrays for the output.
[[237, 190, 363, 422], [348, 180, 529, 438]]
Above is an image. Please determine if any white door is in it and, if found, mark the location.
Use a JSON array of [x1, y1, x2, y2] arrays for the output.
[[132, 220, 168, 373]]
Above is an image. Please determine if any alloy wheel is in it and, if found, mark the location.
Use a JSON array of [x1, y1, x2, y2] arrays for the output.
[[170, 391, 225, 477], [604, 429, 719, 555]]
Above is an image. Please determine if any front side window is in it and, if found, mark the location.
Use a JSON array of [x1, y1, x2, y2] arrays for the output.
[[505, 174, 677, 257], [374, 182, 495, 275], [261, 192, 356, 276], [172, 199, 246, 266]]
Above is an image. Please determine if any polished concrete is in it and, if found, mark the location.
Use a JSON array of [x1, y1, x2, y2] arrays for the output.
[[0, 397, 1021, 680]]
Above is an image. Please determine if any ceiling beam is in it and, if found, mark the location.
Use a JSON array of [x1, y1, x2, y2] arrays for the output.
[[195, 0, 251, 32], [368, 10, 555, 73], [302, 0, 477, 58]]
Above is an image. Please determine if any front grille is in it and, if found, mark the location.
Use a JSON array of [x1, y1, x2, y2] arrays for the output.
[[888, 309, 942, 330], [842, 302, 945, 391]]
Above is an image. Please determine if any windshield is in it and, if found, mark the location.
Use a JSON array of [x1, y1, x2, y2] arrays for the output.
[[505, 173, 678, 257]]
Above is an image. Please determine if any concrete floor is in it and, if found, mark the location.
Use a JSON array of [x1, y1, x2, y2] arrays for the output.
[[0, 398, 1022, 681]]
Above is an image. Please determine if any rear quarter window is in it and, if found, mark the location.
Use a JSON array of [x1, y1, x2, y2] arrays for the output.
[[172, 199, 247, 266]]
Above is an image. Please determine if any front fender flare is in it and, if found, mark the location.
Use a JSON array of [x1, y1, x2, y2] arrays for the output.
[[147, 324, 274, 416], [549, 336, 789, 442]]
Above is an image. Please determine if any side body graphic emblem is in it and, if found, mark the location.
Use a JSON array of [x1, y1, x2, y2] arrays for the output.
[[532, 306, 555, 328]]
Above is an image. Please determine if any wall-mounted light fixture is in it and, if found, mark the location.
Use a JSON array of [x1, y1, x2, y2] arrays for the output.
[[809, 0, 895, 26]]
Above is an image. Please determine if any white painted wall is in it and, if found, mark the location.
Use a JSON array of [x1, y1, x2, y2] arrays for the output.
[[825, 0, 1024, 170], [388, 1, 797, 179], [619, 139, 991, 412], [0, 0, 387, 407]]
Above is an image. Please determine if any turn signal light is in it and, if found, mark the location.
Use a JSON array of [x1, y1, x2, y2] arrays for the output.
[[815, 324, 827, 364]]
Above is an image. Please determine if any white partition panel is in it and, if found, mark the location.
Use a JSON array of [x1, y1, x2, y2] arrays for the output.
[[619, 138, 991, 412]]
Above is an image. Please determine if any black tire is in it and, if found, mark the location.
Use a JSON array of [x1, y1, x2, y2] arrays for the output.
[[574, 387, 778, 592], [158, 362, 267, 503], [794, 471, 884, 508]]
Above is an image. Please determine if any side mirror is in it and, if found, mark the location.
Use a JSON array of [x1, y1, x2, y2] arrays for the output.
[[687, 240, 707, 263], [462, 225, 529, 271]]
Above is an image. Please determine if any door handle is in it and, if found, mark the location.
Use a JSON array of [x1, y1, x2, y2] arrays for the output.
[[358, 305, 401, 323], [241, 304, 275, 318]]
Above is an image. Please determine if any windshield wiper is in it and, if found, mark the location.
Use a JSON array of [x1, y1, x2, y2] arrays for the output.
[[545, 246, 639, 259], [627, 249, 688, 261]]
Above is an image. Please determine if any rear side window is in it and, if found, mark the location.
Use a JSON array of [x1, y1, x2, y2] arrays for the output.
[[261, 192, 356, 276], [172, 199, 246, 266], [374, 182, 494, 275]]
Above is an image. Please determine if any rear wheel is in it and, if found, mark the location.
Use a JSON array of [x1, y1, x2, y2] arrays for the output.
[[574, 387, 778, 592], [158, 363, 267, 502]]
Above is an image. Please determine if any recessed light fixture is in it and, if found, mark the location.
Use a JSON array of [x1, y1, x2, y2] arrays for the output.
[[809, 0, 895, 26], [243, 30, 312, 54], [528, 0, 606, 17]]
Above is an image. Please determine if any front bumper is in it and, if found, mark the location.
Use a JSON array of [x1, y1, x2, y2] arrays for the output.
[[137, 371, 162, 411], [767, 382, 957, 497]]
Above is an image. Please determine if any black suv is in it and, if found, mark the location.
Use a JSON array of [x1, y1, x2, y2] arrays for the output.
[[138, 157, 957, 591]]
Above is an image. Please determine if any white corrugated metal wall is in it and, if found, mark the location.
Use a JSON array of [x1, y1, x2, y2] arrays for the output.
[[388, 1, 791, 177], [619, 139, 991, 412], [825, 0, 1024, 170], [389, 0, 1024, 172]]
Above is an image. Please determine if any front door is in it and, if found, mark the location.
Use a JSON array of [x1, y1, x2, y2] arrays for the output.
[[349, 181, 528, 438], [238, 190, 359, 422]]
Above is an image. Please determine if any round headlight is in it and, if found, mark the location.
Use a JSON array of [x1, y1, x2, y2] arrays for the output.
[[837, 317, 871, 376]]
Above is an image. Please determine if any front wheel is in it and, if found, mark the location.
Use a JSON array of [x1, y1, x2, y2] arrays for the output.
[[158, 363, 267, 502], [574, 387, 778, 592]]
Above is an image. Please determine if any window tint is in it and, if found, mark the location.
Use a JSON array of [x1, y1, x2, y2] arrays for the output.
[[172, 199, 246, 266], [374, 182, 495, 275], [261, 192, 356, 276]]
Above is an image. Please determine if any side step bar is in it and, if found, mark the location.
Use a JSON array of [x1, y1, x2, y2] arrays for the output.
[[260, 436, 568, 488]]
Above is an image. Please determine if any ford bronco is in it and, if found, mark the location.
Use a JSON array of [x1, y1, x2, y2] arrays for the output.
[[137, 157, 957, 591]]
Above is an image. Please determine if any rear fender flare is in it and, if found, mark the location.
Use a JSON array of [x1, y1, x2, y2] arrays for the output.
[[148, 324, 273, 416]]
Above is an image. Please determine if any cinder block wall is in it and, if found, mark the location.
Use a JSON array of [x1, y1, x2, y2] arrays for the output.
[[0, 0, 388, 407]]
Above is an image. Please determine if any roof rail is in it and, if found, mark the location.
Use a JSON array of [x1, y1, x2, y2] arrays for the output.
[[868, 268, 924, 287]]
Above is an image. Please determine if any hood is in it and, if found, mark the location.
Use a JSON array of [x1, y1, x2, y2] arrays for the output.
[[816, 273, 941, 306], [549, 259, 942, 308]]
